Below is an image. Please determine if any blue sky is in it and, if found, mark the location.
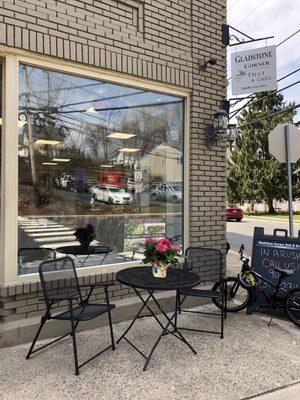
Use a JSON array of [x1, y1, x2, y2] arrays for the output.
[[227, 0, 300, 123]]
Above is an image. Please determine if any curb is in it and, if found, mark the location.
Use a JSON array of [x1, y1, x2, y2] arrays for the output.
[[244, 216, 300, 224]]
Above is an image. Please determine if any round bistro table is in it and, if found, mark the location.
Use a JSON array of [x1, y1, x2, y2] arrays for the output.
[[116, 266, 201, 371], [56, 245, 113, 267]]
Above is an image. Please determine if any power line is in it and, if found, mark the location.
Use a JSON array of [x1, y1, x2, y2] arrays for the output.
[[60, 89, 144, 109], [277, 28, 300, 47], [230, 78, 300, 114], [237, 103, 300, 129], [236, 0, 267, 26], [55, 99, 183, 115], [229, 63, 300, 116], [228, 0, 240, 11], [230, 79, 300, 119], [277, 67, 300, 83], [230, 66, 300, 109]]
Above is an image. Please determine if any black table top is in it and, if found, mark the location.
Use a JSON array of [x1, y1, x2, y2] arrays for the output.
[[116, 266, 201, 290], [56, 245, 113, 256]]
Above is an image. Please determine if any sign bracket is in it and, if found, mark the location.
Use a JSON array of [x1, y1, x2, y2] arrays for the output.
[[222, 24, 274, 47]]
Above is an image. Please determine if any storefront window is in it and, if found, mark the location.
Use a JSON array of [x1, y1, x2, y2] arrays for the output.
[[0, 64, 2, 234], [18, 64, 184, 274]]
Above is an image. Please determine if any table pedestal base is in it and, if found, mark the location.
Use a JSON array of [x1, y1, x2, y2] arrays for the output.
[[117, 289, 197, 371]]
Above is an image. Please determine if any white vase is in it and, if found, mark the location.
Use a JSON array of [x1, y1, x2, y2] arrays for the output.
[[151, 262, 168, 278]]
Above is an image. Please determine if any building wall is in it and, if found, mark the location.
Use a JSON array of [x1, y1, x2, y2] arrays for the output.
[[0, 0, 227, 331]]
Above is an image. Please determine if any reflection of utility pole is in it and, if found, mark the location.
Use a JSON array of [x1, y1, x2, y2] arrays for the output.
[[22, 66, 37, 185], [27, 113, 37, 184]]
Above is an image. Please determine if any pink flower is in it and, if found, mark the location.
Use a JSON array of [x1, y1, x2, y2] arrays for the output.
[[170, 244, 181, 253], [145, 237, 157, 246], [159, 238, 170, 247], [156, 243, 169, 253], [156, 238, 170, 253]]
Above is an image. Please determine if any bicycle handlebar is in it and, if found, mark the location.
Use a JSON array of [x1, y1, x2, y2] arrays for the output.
[[239, 244, 245, 256], [239, 244, 250, 268]]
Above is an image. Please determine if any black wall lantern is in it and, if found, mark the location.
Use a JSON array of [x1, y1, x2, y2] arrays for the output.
[[206, 107, 229, 149]]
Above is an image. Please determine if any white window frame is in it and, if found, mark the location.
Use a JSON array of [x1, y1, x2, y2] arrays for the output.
[[0, 47, 190, 284]]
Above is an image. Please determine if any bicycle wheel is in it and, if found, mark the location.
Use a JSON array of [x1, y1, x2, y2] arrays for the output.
[[212, 277, 250, 312], [286, 288, 300, 327]]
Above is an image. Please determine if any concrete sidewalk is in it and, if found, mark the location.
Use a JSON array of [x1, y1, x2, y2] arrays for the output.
[[252, 382, 300, 399], [227, 251, 300, 400], [0, 253, 299, 400], [0, 301, 299, 399]]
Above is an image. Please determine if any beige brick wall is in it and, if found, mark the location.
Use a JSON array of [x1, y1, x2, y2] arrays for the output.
[[0, 272, 136, 323], [0, 0, 227, 324]]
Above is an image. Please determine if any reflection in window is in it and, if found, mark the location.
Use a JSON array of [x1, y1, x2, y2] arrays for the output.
[[18, 64, 184, 274], [0, 64, 2, 236]]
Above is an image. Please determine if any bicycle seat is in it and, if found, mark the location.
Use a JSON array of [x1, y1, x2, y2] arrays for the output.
[[272, 267, 294, 277]]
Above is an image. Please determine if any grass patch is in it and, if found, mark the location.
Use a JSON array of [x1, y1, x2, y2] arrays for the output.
[[245, 212, 300, 222]]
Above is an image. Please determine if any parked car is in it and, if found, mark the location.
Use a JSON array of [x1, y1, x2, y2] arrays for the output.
[[226, 205, 243, 222], [91, 185, 133, 205], [150, 183, 182, 203]]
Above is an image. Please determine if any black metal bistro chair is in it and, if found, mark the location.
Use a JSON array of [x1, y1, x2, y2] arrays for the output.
[[26, 256, 116, 375], [176, 247, 226, 338]]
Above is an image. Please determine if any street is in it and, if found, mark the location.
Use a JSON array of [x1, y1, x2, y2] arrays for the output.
[[227, 217, 300, 255]]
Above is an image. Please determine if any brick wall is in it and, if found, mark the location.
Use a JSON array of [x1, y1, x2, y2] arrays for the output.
[[0, 271, 135, 323], [0, 0, 227, 326], [0, 0, 194, 87]]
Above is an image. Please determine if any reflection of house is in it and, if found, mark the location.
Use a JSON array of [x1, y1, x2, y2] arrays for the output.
[[109, 149, 138, 169], [18, 145, 29, 158], [140, 143, 182, 181]]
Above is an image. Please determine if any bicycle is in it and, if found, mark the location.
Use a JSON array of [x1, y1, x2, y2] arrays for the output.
[[212, 244, 300, 327]]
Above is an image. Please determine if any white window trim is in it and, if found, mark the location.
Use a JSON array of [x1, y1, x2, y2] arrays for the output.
[[0, 48, 190, 284]]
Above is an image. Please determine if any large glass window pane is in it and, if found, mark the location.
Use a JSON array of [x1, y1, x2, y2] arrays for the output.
[[0, 64, 2, 233], [18, 64, 184, 274]]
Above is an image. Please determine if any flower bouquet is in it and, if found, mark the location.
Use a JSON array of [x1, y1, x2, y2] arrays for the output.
[[142, 237, 181, 278]]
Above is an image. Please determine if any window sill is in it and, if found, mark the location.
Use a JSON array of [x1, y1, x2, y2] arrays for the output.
[[15, 259, 142, 284]]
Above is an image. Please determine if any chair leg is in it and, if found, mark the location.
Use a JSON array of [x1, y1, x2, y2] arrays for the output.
[[69, 307, 79, 375], [174, 291, 179, 331], [107, 308, 115, 351], [268, 316, 274, 327], [179, 294, 187, 314], [220, 283, 225, 339], [224, 280, 228, 320], [221, 301, 224, 339], [26, 314, 47, 359]]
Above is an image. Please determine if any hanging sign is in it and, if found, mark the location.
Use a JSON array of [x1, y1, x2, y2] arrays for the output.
[[231, 45, 277, 95]]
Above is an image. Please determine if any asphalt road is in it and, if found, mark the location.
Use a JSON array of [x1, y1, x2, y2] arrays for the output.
[[227, 217, 300, 256]]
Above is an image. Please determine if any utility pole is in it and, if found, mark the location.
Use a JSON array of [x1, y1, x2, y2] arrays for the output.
[[22, 66, 37, 185], [285, 125, 294, 237]]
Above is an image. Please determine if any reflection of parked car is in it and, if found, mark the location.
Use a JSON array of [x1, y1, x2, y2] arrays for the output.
[[150, 183, 182, 203], [226, 205, 243, 222], [60, 173, 71, 189], [91, 185, 133, 205]]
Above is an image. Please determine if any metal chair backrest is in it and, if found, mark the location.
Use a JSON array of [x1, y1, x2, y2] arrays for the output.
[[38, 256, 83, 308], [184, 246, 224, 284]]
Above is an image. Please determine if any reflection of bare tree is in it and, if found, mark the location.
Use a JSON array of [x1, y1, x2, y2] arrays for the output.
[[120, 107, 182, 154], [30, 68, 71, 113], [83, 111, 116, 160], [19, 65, 72, 207]]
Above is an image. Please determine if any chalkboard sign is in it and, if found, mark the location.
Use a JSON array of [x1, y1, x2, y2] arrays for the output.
[[250, 227, 300, 312]]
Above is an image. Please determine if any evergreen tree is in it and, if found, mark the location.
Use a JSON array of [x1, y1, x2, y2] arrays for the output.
[[228, 92, 296, 213]]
